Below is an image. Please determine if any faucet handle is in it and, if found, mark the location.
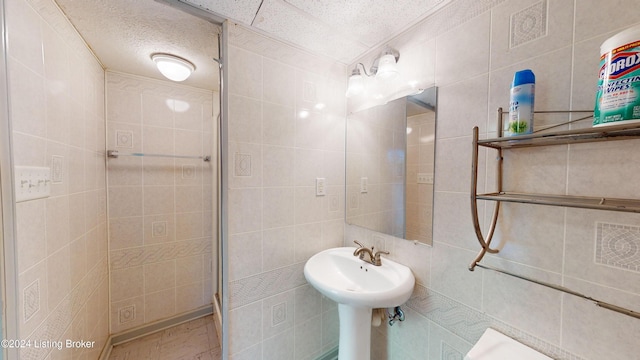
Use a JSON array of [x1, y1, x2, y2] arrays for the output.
[[353, 240, 365, 248], [373, 250, 390, 265]]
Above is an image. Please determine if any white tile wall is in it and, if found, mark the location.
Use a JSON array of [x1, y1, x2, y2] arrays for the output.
[[106, 72, 218, 333], [346, 0, 640, 359], [227, 24, 346, 358], [7, 0, 109, 358]]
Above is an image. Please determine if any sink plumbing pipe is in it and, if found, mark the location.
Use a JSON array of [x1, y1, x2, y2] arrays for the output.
[[387, 306, 405, 326]]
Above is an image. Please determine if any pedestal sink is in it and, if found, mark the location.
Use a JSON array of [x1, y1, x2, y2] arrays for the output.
[[303, 247, 415, 360]]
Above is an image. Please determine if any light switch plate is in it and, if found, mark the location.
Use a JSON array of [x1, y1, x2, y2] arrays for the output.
[[316, 177, 326, 196], [15, 166, 51, 202], [360, 177, 368, 193], [417, 173, 433, 184]]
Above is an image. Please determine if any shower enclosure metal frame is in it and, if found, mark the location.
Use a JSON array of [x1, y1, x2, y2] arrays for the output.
[[0, 0, 20, 358], [154, 1, 229, 358]]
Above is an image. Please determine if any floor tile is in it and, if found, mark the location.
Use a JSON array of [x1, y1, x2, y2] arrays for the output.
[[109, 315, 221, 360]]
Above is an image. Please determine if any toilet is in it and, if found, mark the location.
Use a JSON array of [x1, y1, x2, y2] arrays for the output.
[[464, 328, 552, 360]]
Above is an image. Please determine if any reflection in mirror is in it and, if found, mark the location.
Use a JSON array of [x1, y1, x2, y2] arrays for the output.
[[346, 87, 437, 245]]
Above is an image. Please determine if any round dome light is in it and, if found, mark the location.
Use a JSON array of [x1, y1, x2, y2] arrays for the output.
[[151, 53, 195, 82]]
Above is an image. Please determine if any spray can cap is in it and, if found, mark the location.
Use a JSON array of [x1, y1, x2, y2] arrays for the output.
[[512, 69, 535, 87]]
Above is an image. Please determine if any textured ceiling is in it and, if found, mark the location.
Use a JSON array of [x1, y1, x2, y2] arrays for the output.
[[185, 0, 451, 64], [55, 0, 221, 90], [54, 0, 451, 90]]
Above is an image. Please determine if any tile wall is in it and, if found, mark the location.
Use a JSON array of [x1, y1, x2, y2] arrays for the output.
[[347, 0, 640, 359], [226, 24, 347, 359], [346, 98, 406, 238], [105, 71, 217, 334], [6, 0, 109, 358], [405, 111, 435, 243]]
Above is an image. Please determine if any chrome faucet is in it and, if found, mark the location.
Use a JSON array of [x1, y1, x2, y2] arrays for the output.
[[353, 240, 389, 266]]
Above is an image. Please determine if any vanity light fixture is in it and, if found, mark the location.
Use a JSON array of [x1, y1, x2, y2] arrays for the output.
[[345, 47, 400, 97], [151, 53, 195, 82]]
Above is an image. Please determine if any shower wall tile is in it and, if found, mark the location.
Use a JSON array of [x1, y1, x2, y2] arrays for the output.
[[176, 212, 204, 240], [145, 288, 176, 323], [175, 101, 205, 131], [9, 60, 46, 138], [143, 126, 175, 154], [8, 1, 110, 356], [16, 199, 46, 273], [142, 93, 175, 128], [109, 216, 144, 249], [175, 129, 203, 155], [106, 71, 217, 332], [144, 260, 176, 293], [6, 0, 44, 74], [143, 158, 174, 186], [176, 281, 206, 313]]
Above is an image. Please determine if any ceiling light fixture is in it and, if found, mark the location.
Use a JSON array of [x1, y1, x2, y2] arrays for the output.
[[345, 47, 400, 98], [151, 53, 195, 82]]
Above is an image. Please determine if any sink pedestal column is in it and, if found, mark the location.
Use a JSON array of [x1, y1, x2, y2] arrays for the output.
[[338, 304, 372, 360]]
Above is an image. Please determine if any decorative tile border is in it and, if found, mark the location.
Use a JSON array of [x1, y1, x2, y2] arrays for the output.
[[441, 341, 463, 360], [595, 222, 640, 273], [229, 263, 306, 310], [406, 284, 584, 360], [20, 259, 108, 359], [110, 238, 212, 270]]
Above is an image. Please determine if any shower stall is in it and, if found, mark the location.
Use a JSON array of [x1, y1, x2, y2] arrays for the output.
[[0, 0, 228, 358]]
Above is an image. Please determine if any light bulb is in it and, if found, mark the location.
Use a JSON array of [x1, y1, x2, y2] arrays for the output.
[[376, 53, 399, 79], [151, 54, 195, 82], [346, 67, 364, 97]]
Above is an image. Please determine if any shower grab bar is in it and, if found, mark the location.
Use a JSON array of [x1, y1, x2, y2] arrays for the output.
[[107, 150, 211, 162], [475, 263, 640, 320]]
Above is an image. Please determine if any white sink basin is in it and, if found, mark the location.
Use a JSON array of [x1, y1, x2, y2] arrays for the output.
[[304, 247, 415, 308]]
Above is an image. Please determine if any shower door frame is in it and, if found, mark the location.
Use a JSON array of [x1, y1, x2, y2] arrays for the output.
[[0, 0, 20, 358], [153, 1, 229, 359]]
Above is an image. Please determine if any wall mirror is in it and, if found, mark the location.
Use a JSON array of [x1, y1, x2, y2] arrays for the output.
[[346, 86, 437, 245]]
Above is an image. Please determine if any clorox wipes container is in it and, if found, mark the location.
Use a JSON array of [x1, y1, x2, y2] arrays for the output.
[[594, 24, 640, 127]]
